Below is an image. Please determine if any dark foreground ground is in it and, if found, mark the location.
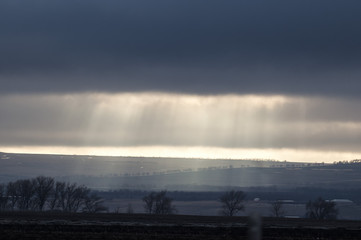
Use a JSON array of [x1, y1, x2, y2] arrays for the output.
[[1, 212, 361, 240]]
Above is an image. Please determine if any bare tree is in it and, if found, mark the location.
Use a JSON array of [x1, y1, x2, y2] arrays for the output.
[[63, 183, 77, 212], [48, 181, 66, 211], [306, 197, 338, 220], [49, 181, 97, 213], [154, 191, 175, 214], [143, 192, 156, 214], [219, 190, 246, 216], [49, 182, 87, 212], [32, 176, 54, 211], [0, 184, 8, 211], [69, 184, 89, 212], [6, 181, 20, 210], [83, 192, 108, 213], [58, 183, 89, 212], [143, 191, 176, 215], [270, 201, 285, 217], [15, 179, 35, 210], [57, 181, 69, 211], [2, 177, 104, 213]]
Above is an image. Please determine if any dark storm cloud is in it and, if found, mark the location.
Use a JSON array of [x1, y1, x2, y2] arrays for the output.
[[1, 0, 361, 95]]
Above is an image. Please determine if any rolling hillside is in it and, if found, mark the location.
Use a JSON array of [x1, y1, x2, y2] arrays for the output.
[[1, 152, 360, 190]]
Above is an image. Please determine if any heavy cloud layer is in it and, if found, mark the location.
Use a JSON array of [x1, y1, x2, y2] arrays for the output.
[[1, 1, 361, 96]]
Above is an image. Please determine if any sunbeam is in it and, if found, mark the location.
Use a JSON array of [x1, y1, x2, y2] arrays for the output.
[[1, 92, 361, 163]]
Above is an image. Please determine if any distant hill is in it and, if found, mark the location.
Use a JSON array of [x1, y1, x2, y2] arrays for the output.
[[0, 151, 294, 179], [62, 163, 361, 190], [2, 152, 360, 190]]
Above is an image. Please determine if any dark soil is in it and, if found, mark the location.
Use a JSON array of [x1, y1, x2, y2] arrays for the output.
[[1, 212, 361, 239]]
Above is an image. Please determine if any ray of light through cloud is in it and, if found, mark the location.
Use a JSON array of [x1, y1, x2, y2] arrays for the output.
[[0, 93, 361, 163]]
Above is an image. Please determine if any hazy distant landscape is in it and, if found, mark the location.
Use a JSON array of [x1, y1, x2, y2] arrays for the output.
[[1, 152, 360, 190], [0, 152, 285, 181], [2, 152, 361, 220]]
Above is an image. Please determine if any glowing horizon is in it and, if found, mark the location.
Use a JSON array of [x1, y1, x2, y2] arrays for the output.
[[1, 145, 360, 163]]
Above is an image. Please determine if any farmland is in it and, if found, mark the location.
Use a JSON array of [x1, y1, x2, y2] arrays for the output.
[[1, 212, 361, 239]]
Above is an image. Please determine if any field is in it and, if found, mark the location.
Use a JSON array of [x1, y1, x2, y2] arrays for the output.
[[1, 212, 361, 239], [105, 199, 361, 220]]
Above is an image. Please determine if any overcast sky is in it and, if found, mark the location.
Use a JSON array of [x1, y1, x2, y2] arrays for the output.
[[2, 0, 361, 96], [1, 1, 361, 162]]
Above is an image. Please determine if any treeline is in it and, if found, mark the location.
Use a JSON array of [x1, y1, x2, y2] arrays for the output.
[[332, 159, 361, 167], [98, 189, 224, 201], [0, 176, 107, 213], [96, 187, 361, 204]]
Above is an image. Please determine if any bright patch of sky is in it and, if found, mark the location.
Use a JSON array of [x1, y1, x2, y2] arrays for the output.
[[1, 93, 360, 163]]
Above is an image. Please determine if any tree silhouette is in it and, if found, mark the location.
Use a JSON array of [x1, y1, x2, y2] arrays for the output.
[[6, 181, 20, 210], [33, 176, 54, 211], [143, 191, 176, 215], [59, 183, 90, 212], [143, 192, 156, 214], [306, 197, 338, 220], [1, 176, 105, 212], [16, 179, 35, 210], [83, 192, 108, 213], [49, 181, 66, 210], [0, 184, 7, 211], [270, 201, 286, 217], [219, 190, 246, 216]]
